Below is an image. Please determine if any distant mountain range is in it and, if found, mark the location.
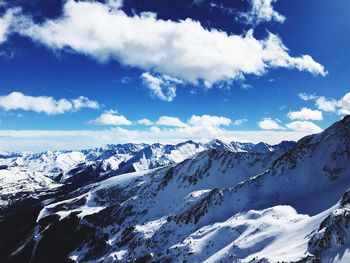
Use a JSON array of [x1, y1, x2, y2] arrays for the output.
[[1, 117, 350, 262], [0, 139, 295, 208]]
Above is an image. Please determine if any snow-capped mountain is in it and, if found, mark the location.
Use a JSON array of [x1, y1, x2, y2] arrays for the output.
[[1, 139, 291, 181], [0, 139, 294, 209], [3, 117, 350, 262]]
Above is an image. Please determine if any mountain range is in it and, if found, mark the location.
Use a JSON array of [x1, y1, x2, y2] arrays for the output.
[[1, 116, 350, 262], [0, 139, 294, 208]]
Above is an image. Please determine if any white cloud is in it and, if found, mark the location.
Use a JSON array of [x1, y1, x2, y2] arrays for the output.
[[72, 96, 99, 110], [258, 118, 285, 130], [291, 54, 327, 76], [261, 33, 326, 76], [156, 116, 187, 127], [259, 115, 322, 133], [89, 110, 132, 126], [286, 121, 322, 133], [188, 115, 232, 127], [137, 118, 153, 126], [287, 107, 323, 121], [339, 93, 350, 115], [232, 118, 247, 126], [13, 0, 325, 97], [315, 97, 339, 112], [154, 114, 233, 129], [140, 72, 179, 102], [299, 92, 350, 115], [0, 91, 99, 115], [240, 0, 286, 25]]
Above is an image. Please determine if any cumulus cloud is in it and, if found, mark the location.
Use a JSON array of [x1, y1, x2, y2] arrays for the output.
[[12, 0, 325, 98], [286, 121, 322, 133], [0, 91, 99, 115], [188, 115, 232, 127], [89, 110, 132, 126], [156, 116, 187, 127], [258, 118, 285, 130], [137, 118, 153, 126], [287, 107, 323, 121], [315, 97, 339, 112], [140, 72, 180, 102], [239, 0, 286, 25], [298, 92, 350, 115]]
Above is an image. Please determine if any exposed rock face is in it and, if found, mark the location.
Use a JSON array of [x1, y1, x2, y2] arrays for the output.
[[307, 189, 350, 261]]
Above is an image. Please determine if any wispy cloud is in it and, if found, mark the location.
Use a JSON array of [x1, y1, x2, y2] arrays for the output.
[[298, 93, 317, 101]]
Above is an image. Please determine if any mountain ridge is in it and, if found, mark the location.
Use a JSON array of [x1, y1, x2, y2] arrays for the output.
[[0, 139, 296, 209]]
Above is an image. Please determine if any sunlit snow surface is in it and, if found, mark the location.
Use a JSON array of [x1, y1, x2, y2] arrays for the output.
[[3, 117, 350, 262]]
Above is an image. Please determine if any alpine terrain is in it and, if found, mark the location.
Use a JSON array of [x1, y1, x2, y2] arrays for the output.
[[1, 116, 350, 262]]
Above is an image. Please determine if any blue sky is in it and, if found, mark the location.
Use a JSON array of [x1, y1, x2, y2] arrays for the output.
[[0, 0, 349, 151]]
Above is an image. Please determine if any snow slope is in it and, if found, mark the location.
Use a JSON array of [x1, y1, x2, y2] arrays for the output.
[[0, 139, 294, 210], [3, 117, 350, 262], [0, 167, 60, 208]]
